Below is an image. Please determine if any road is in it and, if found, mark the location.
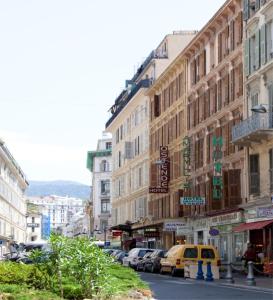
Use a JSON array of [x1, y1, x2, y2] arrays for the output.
[[140, 272, 273, 300]]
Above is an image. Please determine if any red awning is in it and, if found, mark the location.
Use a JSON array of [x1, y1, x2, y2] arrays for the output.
[[233, 220, 273, 232]]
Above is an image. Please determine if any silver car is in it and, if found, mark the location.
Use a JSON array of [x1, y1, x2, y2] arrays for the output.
[[122, 248, 154, 269]]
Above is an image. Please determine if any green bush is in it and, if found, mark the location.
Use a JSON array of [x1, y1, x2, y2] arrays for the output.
[[0, 262, 32, 284]]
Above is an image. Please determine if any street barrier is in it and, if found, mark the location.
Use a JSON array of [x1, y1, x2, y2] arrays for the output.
[[246, 261, 256, 286], [196, 260, 204, 280], [225, 262, 234, 284], [205, 261, 214, 281]]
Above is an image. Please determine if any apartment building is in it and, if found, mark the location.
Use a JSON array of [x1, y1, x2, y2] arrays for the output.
[[147, 57, 189, 249], [28, 195, 85, 234], [232, 0, 273, 261], [183, 0, 245, 263], [86, 135, 112, 239], [0, 139, 28, 256], [105, 32, 196, 249]]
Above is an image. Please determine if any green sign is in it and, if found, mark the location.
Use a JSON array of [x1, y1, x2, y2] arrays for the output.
[[212, 135, 223, 200], [180, 197, 205, 205]]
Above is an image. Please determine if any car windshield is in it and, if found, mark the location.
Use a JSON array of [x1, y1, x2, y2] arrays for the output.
[[138, 250, 153, 257]]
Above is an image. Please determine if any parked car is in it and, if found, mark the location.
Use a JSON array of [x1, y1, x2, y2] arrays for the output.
[[160, 244, 220, 276], [111, 249, 122, 257], [123, 248, 154, 269], [103, 248, 116, 255], [136, 251, 155, 271], [142, 249, 166, 273], [115, 251, 128, 264]]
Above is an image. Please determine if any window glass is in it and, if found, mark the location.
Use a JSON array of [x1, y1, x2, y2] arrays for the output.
[[138, 249, 153, 257], [184, 248, 198, 258], [201, 248, 215, 259]]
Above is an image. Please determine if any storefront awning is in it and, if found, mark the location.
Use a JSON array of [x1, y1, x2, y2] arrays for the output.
[[110, 224, 132, 232], [233, 220, 273, 232]]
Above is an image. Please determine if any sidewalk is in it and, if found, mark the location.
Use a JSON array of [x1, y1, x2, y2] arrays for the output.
[[218, 273, 273, 291]]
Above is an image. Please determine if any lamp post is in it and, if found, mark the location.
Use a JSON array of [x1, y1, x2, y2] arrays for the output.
[[251, 104, 270, 113]]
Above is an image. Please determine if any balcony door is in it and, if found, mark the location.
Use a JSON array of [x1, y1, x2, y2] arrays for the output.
[[269, 84, 273, 128]]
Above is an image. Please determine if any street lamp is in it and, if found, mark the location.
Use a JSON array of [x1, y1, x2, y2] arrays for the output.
[[251, 104, 269, 113]]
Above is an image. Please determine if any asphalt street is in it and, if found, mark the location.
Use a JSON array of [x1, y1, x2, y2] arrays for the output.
[[140, 272, 273, 300]]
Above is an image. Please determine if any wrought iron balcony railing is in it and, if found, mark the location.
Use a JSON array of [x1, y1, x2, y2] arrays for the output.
[[232, 113, 273, 144]]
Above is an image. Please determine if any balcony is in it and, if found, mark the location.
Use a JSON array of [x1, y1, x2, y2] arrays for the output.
[[106, 79, 150, 128], [232, 113, 273, 145]]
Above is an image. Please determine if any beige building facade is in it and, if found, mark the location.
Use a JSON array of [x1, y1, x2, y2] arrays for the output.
[[232, 0, 273, 260], [106, 32, 196, 249]]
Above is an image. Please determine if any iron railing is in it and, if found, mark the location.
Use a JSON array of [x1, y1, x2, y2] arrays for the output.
[[232, 112, 273, 142], [106, 79, 150, 128]]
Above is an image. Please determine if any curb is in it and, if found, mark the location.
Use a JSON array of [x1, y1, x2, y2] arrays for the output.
[[185, 278, 273, 293]]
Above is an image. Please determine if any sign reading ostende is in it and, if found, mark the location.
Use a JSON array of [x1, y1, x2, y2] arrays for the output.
[[149, 146, 170, 193]]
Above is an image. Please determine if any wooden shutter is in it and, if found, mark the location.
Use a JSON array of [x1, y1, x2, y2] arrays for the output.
[[238, 11, 243, 44], [148, 200, 153, 215], [154, 95, 160, 117], [203, 49, 206, 76], [217, 79, 222, 111], [225, 74, 229, 106], [243, 0, 249, 21], [244, 38, 250, 76], [150, 163, 157, 186], [230, 69, 235, 102], [255, 30, 261, 70], [230, 20, 235, 51], [229, 169, 242, 206], [223, 171, 229, 208], [238, 63, 243, 96], [218, 33, 222, 63], [261, 23, 267, 65]]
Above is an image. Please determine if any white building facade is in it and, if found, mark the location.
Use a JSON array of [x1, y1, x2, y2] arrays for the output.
[[106, 32, 197, 228], [27, 195, 85, 234], [86, 136, 112, 237], [0, 139, 28, 256]]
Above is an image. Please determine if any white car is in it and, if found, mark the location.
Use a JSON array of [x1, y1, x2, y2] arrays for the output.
[[122, 248, 154, 269]]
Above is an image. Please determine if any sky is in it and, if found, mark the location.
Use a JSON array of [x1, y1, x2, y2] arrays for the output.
[[0, 0, 225, 185]]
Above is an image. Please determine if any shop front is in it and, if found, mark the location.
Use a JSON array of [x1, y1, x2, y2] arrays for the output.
[[233, 206, 273, 270], [191, 210, 245, 263]]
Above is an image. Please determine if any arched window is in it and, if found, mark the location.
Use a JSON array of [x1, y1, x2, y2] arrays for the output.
[[100, 160, 109, 172]]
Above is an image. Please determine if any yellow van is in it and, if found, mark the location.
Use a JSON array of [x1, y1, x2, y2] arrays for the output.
[[160, 244, 220, 276]]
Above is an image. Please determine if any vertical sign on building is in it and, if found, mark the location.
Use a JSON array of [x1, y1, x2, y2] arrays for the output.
[[149, 146, 170, 193], [183, 136, 191, 190], [212, 135, 223, 199]]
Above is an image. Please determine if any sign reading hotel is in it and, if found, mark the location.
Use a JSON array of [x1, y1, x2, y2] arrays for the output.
[[212, 136, 223, 200], [149, 146, 170, 193], [180, 196, 205, 205]]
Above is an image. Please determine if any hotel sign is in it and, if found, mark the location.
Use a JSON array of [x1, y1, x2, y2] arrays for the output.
[[180, 197, 205, 205], [212, 136, 223, 200], [149, 146, 170, 193]]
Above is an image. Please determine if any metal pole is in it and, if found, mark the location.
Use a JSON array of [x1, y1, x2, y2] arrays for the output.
[[246, 261, 256, 286], [225, 262, 234, 284]]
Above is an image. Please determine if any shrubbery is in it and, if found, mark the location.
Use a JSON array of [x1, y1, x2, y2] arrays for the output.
[[0, 234, 148, 299]]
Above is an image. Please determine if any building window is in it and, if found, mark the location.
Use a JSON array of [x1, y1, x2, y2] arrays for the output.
[[250, 92, 259, 114], [100, 220, 108, 230], [249, 154, 260, 194], [32, 227, 35, 233], [118, 151, 122, 167], [101, 199, 110, 213], [101, 180, 110, 195], [31, 217, 35, 223], [100, 160, 109, 172], [106, 142, 112, 150]]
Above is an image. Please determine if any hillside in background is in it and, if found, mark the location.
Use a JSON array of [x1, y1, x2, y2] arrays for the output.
[[27, 180, 91, 199]]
